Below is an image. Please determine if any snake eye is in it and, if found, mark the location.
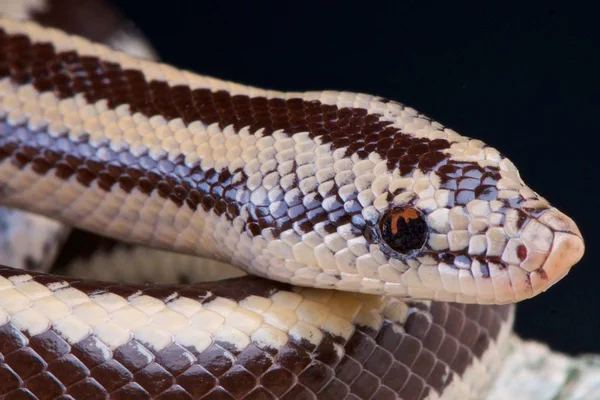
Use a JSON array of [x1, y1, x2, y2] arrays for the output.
[[379, 207, 428, 255]]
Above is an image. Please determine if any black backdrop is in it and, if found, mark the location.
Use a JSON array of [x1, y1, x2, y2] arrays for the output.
[[109, 0, 599, 356]]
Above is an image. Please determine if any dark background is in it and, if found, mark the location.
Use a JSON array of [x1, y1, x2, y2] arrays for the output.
[[109, 1, 599, 355]]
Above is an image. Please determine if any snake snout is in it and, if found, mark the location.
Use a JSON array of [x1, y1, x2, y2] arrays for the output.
[[536, 209, 584, 291], [516, 208, 584, 297]]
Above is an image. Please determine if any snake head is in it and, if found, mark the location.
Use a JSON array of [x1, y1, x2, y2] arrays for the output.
[[355, 142, 584, 304], [258, 97, 583, 305], [317, 103, 585, 304]]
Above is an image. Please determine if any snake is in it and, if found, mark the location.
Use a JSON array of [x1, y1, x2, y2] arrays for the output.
[[0, 1, 586, 399]]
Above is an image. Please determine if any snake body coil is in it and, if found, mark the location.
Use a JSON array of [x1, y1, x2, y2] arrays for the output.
[[0, 2, 585, 399]]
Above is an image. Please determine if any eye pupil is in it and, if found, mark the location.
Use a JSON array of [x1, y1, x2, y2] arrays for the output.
[[379, 207, 428, 255]]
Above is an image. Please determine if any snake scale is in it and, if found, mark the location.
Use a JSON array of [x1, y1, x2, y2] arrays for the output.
[[0, 1, 586, 399]]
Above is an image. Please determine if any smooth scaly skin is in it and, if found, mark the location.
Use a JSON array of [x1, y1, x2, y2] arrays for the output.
[[0, 4, 585, 400]]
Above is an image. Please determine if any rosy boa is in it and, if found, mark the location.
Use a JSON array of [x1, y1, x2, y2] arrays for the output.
[[0, 1, 585, 399]]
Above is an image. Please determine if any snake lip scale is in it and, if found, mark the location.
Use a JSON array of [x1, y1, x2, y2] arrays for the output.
[[0, 1, 586, 399]]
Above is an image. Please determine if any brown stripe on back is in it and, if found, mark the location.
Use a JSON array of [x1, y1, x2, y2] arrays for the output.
[[0, 27, 452, 175]]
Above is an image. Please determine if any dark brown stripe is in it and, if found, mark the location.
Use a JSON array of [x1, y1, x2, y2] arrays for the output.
[[0, 266, 513, 399], [0, 27, 451, 175]]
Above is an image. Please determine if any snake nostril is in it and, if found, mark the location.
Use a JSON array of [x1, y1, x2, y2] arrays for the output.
[[379, 207, 428, 255], [517, 244, 528, 261]]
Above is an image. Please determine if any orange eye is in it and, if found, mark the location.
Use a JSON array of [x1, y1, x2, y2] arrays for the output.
[[379, 207, 428, 255]]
